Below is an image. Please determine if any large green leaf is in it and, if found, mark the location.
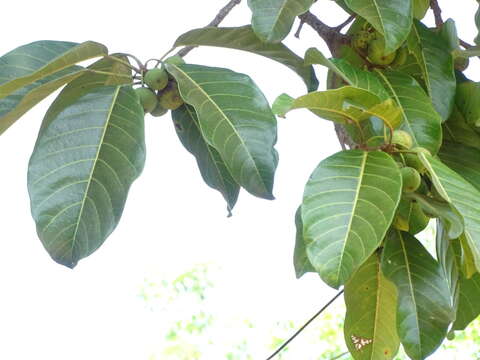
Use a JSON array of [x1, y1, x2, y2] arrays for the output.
[[443, 106, 480, 150], [304, 48, 389, 100], [452, 273, 480, 330], [439, 142, 480, 192], [381, 230, 454, 360], [28, 83, 145, 268], [375, 70, 442, 154], [413, 0, 429, 19], [173, 26, 318, 91], [302, 150, 401, 288], [344, 0, 413, 53], [420, 153, 480, 274], [407, 21, 456, 121], [284, 86, 402, 130], [394, 197, 429, 235], [172, 105, 240, 215], [455, 81, 480, 128], [0, 40, 107, 99], [165, 63, 278, 200], [247, 0, 314, 43], [344, 253, 400, 359], [294, 206, 315, 278]]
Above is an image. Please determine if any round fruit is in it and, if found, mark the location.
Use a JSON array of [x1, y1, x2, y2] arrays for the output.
[[164, 55, 185, 66], [454, 56, 470, 71], [367, 39, 397, 65], [392, 130, 413, 149], [159, 83, 184, 110], [401, 167, 422, 193], [352, 30, 372, 52], [447, 331, 456, 341], [391, 46, 408, 67], [144, 68, 169, 91], [151, 103, 168, 117], [135, 87, 158, 113]]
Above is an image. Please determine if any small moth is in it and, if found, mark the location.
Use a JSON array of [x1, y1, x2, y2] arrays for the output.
[[351, 334, 373, 351]]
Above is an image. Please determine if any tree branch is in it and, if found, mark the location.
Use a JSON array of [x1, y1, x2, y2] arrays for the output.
[[430, 0, 443, 27], [177, 0, 242, 57]]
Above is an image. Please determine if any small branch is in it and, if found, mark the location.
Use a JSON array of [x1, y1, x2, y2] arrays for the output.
[[430, 0, 443, 27], [265, 289, 344, 360], [460, 39, 473, 49], [177, 0, 242, 57], [334, 14, 356, 32], [330, 351, 349, 360], [294, 18, 306, 38]]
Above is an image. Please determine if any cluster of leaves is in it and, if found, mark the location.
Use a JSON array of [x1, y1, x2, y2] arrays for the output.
[[1, 0, 480, 359]]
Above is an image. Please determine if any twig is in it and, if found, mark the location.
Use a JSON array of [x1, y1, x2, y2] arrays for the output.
[[294, 18, 306, 38], [430, 0, 443, 27], [177, 0, 242, 57], [460, 39, 473, 49], [330, 351, 349, 360], [265, 289, 344, 360], [334, 14, 356, 32]]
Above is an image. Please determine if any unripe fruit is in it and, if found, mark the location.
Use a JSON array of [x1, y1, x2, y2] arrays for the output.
[[391, 46, 408, 67], [151, 103, 168, 117], [135, 87, 158, 113], [401, 167, 422, 193], [159, 83, 184, 110], [144, 68, 169, 91], [454, 56, 470, 71], [392, 130, 413, 149], [447, 331, 456, 341], [164, 55, 185, 66], [352, 30, 373, 52], [367, 39, 396, 65]]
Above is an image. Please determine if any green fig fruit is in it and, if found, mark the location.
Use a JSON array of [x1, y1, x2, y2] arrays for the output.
[[135, 87, 158, 113], [392, 130, 413, 149], [144, 68, 169, 91], [391, 46, 408, 67], [401, 167, 422, 193], [159, 83, 184, 110], [454, 56, 470, 71], [447, 331, 456, 341], [367, 39, 397, 65], [352, 30, 372, 52], [164, 55, 185, 66], [151, 103, 168, 117]]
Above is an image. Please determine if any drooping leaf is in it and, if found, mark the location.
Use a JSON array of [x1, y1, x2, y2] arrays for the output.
[[420, 153, 480, 273], [375, 70, 442, 154], [439, 142, 480, 192], [293, 206, 315, 278], [344, 253, 400, 359], [247, 0, 314, 43], [455, 81, 480, 128], [394, 197, 429, 235], [443, 106, 480, 150], [284, 86, 402, 129], [407, 21, 456, 121], [460, 234, 478, 279], [381, 230, 454, 360], [452, 272, 480, 330], [165, 63, 278, 200], [302, 150, 402, 288], [173, 26, 318, 91], [413, 0, 429, 19], [28, 83, 145, 268], [0, 40, 107, 99], [344, 0, 413, 53], [304, 48, 389, 100], [172, 104, 240, 215], [439, 19, 460, 52], [272, 93, 295, 117]]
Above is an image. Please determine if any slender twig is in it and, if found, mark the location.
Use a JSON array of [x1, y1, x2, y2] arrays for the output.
[[430, 0, 443, 27], [334, 14, 356, 32], [265, 289, 344, 360], [460, 39, 473, 49], [177, 0, 242, 57], [294, 19, 306, 38], [330, 351, 349, 360]]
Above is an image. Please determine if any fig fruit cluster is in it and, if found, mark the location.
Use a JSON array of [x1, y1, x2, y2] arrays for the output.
[[134, 56, 185, 117]]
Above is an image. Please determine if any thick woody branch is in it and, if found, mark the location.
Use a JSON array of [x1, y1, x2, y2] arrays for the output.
[[430, 0, 443, 27], [177, 0, 242, 57]]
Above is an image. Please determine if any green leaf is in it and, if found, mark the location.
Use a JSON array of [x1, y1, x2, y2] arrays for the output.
[[394, 197, 429, 235], [420, 153, 480, 274], [173, 26, 318, 91], [0, 40, 107, 99], [165, 63, 278, 200], [453, 273, 480, 330], [27, 83, 145, 268], [344, 0, 413, 53], [439, 142, 480, 192], [285, 86, 402, 129], [413, 0, 429, 19], [407, 21, 456, 121], [302, 150, 402, 288], [172, 104, 240, 215], [375, 70, 442, 154], [293, 206, 315, 278], [439, 19, 460, 52], [475, 3, 480, 45], [381, 230, 454, 360], [304, 48, 389, 100], [272, 93, 295, 117], [443, 106, 480, 150], [460, 234, 478, 279], [455, 81, 480, 128], [344, 253, 400, 359], [247, 0, 314, 43]]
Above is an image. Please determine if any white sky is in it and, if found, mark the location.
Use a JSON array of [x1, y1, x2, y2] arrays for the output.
[[0, 1, 478, 359]]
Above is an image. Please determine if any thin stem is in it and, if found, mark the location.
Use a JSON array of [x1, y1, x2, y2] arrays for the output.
[[430, 0, 443, 27], [177, 0, 242, 57], [334, 14, 356, 32], [330, 351, 349, 360], [265, 289, 344, 360]]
